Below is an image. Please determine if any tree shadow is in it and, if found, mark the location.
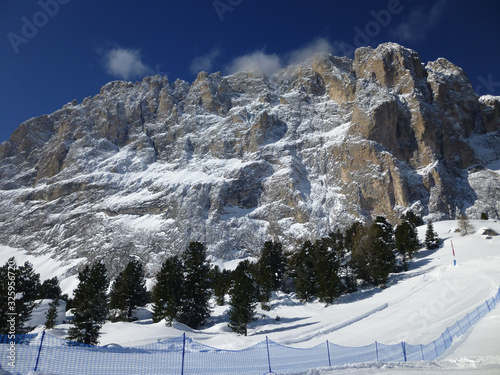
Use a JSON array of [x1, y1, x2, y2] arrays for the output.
[[250, 317, 317, 336], [386, 240, 448, 286], [335, 241, 447, 305], [333, 284, 387, 305]]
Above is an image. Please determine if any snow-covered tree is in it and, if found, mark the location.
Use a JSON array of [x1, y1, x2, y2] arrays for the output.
[[401, 211, 424, 228], [424, 221, 440, 250]]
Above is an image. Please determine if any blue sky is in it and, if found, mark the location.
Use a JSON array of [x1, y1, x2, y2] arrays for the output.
[[1, 0, 499, 144]]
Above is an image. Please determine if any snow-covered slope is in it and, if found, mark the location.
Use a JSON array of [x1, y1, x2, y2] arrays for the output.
[[95, 220, 500, 350], [9, 219, 498, 375]]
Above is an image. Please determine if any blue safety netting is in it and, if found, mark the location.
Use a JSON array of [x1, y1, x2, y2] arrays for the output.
[[1, 286, 499, 375]]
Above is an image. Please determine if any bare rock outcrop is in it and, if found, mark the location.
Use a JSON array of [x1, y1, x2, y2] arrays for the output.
[[0, 43, 499, 276]]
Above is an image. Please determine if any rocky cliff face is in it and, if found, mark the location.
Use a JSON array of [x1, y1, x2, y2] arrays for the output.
[[1, 43, 499, 276]]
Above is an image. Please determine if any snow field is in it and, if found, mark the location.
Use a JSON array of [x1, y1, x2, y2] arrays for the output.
[[1, 219, 499, 374]]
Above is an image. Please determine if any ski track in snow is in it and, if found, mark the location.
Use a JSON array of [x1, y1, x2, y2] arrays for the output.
[[279, 303, 389, 346]]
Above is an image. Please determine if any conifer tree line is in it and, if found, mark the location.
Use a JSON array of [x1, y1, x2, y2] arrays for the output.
[[1, 212, 442, 342], [0, 257, 65, 335]]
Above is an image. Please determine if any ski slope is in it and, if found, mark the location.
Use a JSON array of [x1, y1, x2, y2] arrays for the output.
[[2, 219, 500, 374]]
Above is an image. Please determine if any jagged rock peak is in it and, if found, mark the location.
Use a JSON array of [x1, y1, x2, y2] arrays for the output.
[[354, 43, 427, 93], [0, 43, 499, 277]]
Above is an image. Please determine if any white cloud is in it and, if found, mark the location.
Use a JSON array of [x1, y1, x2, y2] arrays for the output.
[[226, 51, 283, 75], [287, 38, 334, 65], [225, 38, 337, 76], [390, 0, 447, 42], [190, 49, 221, 74], [103, 48, 152, 80]]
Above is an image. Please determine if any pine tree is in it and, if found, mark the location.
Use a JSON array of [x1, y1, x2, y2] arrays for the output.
[[395, 220, 420, 270], [211, 265, 232, 306], [374, 216, 395, 245], [401, 211, 424, 228], [177, 242, 211, 329], [371, 235, 395, 285], [290, 235, 343, 303], [315, 236, 341, 304], [14, 260, 42, 333], [109, 259, 148, 321], [291, 240, 318, 302], [342, 261, 358, 293], [227, 260, 258, 336], [458, 213, 475, 236], [45, 298, 60, 329], [480, 212, 489, 220], [257, 240, 287, 308], [343, 223, 363, 293], [372, 217, 396, 283], [38, 277, 62, 299], [328, 230, 357, 294], [424, 222, 440, 250], [352, 218, 396, 285], [0, 258, 15, 335], [151, 255, 184, 325], [350, 225, 372, 283], [68, 262, 109, 345], [344, 221, 363, 254]]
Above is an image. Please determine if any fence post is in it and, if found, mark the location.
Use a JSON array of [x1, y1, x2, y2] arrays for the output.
[[375, 341, 379, 362], [486, 300, 491, 311], [34, 330, 46, 372], [181, 333, 186, 375], [433, 340, 438, 359], [440, 333, 447, 350], [266, 336, 273, 374], [457, 320, 464, 335], [401, 342, 407, 362], [420, 344, 424, 361], [326, 340, 331, 367]]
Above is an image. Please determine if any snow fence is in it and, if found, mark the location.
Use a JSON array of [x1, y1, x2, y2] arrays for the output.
[[2, 286, 499, 375]]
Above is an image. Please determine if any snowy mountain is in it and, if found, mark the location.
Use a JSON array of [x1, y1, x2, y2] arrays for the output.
[[0, 43, 499, 276]]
